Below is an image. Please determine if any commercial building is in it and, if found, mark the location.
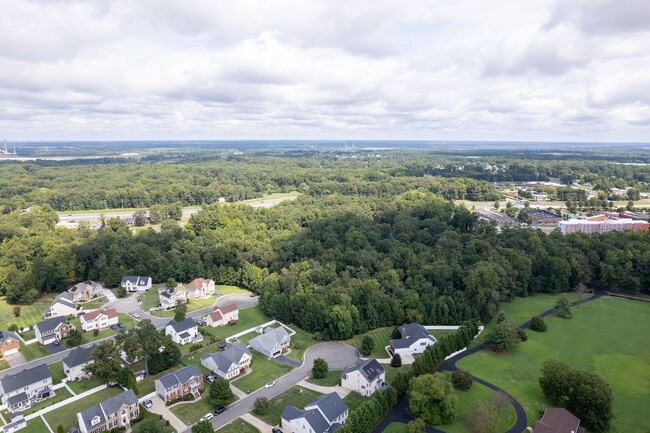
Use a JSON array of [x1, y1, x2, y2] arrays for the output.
[[559, 217, 649, 235]]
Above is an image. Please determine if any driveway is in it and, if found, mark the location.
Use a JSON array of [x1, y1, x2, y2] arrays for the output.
[[145, 395, 187, 433], [44, 343, 66, 355], [216, 293, 259, 309], [274, 355, 302, 368], [4, 350, 27, 368]]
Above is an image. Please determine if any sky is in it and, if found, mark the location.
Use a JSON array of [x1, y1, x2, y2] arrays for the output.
[[1, 0, 650, 142]]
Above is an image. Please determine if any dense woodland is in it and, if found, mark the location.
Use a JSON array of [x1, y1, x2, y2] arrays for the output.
[[1, 189, 648, 339]]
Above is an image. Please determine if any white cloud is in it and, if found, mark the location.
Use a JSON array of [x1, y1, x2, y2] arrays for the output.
[[0, 0, 649, 141]]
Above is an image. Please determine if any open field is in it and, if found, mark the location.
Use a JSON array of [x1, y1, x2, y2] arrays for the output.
[[169, 392, 237, 425], [256, 386, 322, 426], [216, 418, 261, 433], [43, 386, 123, 432], [232, 351, 294, 393], [48, 361, 65, 384], [457, 297, 650, 433], [345, 327, 392, 359], [0, 294, 55, 330], [442, 381, 516, 433]]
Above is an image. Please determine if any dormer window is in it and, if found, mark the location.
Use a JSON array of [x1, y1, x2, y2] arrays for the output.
[[91, 416, 101, 426]]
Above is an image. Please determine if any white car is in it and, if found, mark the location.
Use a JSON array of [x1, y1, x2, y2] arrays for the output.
[[265, 381, 275, 388], [142, 399, 153, 409], [133, 313, 140, 319], [200, 413, 213, 422]]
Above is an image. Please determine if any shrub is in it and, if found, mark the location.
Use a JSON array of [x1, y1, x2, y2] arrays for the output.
[[93, 328, 99, 336], [253, 397, 270, 415], [13, 306, 21, 317], [116, 287, 127, 298], [391, 353, 402, 367], [360, 335, 374, 356], [529, 316, 546, 332], [312, 357, 329, 379], [516, 328, 528, 342], [8, 324, 18, 332], [451, 370, 473, 390], [555, 295, 572, 318]]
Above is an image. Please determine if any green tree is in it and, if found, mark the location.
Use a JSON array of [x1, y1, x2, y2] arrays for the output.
[[467, 401, 498, 433], [409, 373, 458, 425], [8, 324, 18, 332], [538, 359, 571, 404], [174, 302, 187, 322], [166, 278, 177, 289], [312, 357, 329, 379], [483, 323, 519, 351], [116, 286, 127, 298], [209, 377, 233, 408], [253, 397, 270, 415], [65, 329, 84, 348], [451, 370, 473, 390], [555, 295, 572, 318], [133, 210, 147, 227], [191, 421, 213, 433], [529, 316, 546, 332], [84, 341, 123, 384], [391, 353, 402, 367], [407, 418, 426, 433], [127, 372, 140, 395], [360, 336, 374, 356]]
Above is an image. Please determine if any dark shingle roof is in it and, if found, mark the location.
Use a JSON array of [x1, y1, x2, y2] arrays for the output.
[[7, 392, 28, 406], [342, 358, 384, 383], [35, 316, 68, 334], [307, 392, 348, 424], [202, 343, 250, 374], [0, 364, 51, 394], [533, 408, 582, 433], [121, 276, 151, 286], [167, 318, 197, 333], [391, 323, 436, 348], [63, 345, 95, 368], [0, 330, 19, 344], [78, 390, 138, 431], [157, 365, 202, 389]]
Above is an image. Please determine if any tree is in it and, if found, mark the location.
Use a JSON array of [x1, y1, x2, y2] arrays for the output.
[[483, 323, 519, 352], [391, 353, 402, 367], [529, 316, 546, 332], [133, 210, 147, 227], [84, 341, 123, 384], [312, 357, 329, 379], [66, 329, 84, 348], [13, 306, 20, 317], [467, 401, 498, 433], [8, 323, 18, 332], [538, 359, 572, 404], [494, 311, 507, 324], [132, 417, 165, 433], [127, 372, 140, 395], [253, 397, 270, 415], [555, 295, 572, 318], [209, 377, 233, 408], [116, 286, 127, 298], [574, 282, 587, 306], [407, 418, 425, 433], [174, 302, 187, 322], [409, 373, 458, 425], [451, 370, 473, 390], [360, 336, 374, 356], [192, 421, 213, 433], [166, 278, 177, 289]]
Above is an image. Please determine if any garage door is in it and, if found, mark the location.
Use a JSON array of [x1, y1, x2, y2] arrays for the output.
[[3, 347, 19, 356]]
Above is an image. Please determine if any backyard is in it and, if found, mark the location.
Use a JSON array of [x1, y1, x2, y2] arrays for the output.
[[0, 294, 55, 330], [21, 417, 49, 433], [232, 351, 294, 393], [255, 386, 322, 426], [201, 305, 269, 341], [67, 376, 103, 394], [345, 327, 393, 359], [43, 386, 124, 432], [307, 369, 341, 387], [48, 361, 65, 384], [215, 418, 260, 433], [24, 388, 73, 415]]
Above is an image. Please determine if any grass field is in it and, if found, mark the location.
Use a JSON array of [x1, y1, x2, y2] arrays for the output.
[[457, 297, 650, 433], [24, 388, 73, 415], [429, 329, 457, 340], [67, 376, 103, 394], [202, 306, 269, 341], [169, 391, 237, 425], [216, 418, 261, 433], [48, 361, 65, 384], [216, 285, 252, 295], [345, 327, 393, 359], [44, 386, 124, 431], [0, 294, 55, 330], [441, 382, 516, 433], [307, 370, 342, 387], [20, 341, 48, 361], [343, 392, 369, 411], [256, 386, 322, 426], [382, 423, 408, 433], [21, 417, 49, 433], [232, 351, 294, 393]]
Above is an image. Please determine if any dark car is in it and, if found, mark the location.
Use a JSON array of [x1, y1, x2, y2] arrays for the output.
[[110, 324, 118, 331], [272, 428, 282, 433], [117, 322, 125, 329], [213, 407, 226, 415]]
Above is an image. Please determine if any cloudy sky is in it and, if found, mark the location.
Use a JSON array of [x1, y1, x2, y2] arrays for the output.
[[1, 0, 649, 141]]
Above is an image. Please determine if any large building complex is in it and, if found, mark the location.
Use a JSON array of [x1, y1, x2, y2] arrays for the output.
[[558, 216, 649, 235]]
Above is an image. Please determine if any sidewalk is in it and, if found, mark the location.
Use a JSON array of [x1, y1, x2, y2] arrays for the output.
[[297, 379, 352, 398], [241, 413, 275, 433]]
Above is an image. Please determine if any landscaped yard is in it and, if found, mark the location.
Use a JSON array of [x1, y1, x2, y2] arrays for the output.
[[44, 386, 124, 432], [215, 418, 260, 433], [140, 286, 218, 318], [48, 361, 65, 384], [0, 294, 56, 330], [232, 351, 294, 393], [384, 364, 410, 384], [307, 369, 341, 387], [285, 326, 318, 362], [343, 392, 369, 411], [0, 358, 9, 371], [181, 350, 213, 375], [69, 317, 116, 342], [457, 297, 650, 433], [256, 386, 322, 426], [78, 296, 108, 310], [20, 341, 48, 361], [201, 305, 269, 341], [169, 391, 237, 425], [24, 388, 73, 415], [68, 376, 103, 394], [345, 327, 393, 359], [21, 417, 49, 433], [215, 285, 251, 295], [429, 329, 457, 340], [136, 408, 176, 433]]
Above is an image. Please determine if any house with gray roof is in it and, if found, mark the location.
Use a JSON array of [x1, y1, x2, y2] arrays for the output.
[[120, 276, 152, 292], [0, 330, 20, 357], [70, 280, 104, 302], [44, 291, 77, 318], [77, 390, 139, 433], [341, 358, 385, 396], [34, 316, 74, 345], [0, 364, 52, 413], [63, 345, 95, 381], [281, 392, 348, 433], [201, 343, 252, 380], [248, 326, 291, 358], [389, 323, 436, 356], [154, 365, 204, 403], [165, 318, 203, 345]]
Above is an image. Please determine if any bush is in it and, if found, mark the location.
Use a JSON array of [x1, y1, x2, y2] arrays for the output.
[[189, 344, 203, 352], [391, 353, 402, 367], [13, 306, 21, 317], [8, 324, 18, 332], [360, 335, 374, 356], [116, 287, 127, 298], [555, 295, 572, 318], [516, 328, 528, 342], [312, 357, 329, 379], [253, 397, 270, 415], [451, 370, 473, 390], [93, 328, 99, 336], [529, 316, 546, 332]]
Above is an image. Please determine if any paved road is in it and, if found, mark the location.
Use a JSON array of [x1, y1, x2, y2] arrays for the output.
[[199, 343, 359, 433]]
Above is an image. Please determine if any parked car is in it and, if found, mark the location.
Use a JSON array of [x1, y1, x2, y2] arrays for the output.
[[142, 399, 153, 409], [213, 407, 226, 415], [132, 313, 140, 318], [272, 428, 283, 433], [199, 413, 213, 422], [205, 374, 215, 383], [53, 341, 60, 346], [117, 322, 125, 329], [265, 381, 275, 388], [110, 324, 118, 331]]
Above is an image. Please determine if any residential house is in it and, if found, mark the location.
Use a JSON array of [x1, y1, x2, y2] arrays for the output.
[[205, 303, 239, 327], [201, 343, 252, 380], [389, 323, 436, 356], [44, 291, 77, 318], [0, 331, 20, 357], [341, 359, 385, 396], [63, 345, 95, 381], [77, 390, 139, 433], [80, 308, 118, 332], [248, 326, 291, 358], [154, 365, 204, 403], [165, 318, 203, 346], [281, 392, 349, 433], [185, 278, 215, 299], [158, 287, 187, 310], [533, 408, 585, 433], [0, 364, 53, 413], [120, 276, 152, 292], [35, 316, 74, 345], [2, 413, 26, 433], [70, 281, 104, 302]]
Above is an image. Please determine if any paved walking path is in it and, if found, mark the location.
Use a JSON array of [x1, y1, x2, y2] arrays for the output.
[[231, 385, 248, 399], [241, 413, 275, 433], [40, 414, 54, 433], [298, 379, 352, 398]]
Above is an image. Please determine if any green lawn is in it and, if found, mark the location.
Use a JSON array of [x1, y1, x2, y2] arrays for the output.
[[232, 351, 294, 393], [20, 329, 36, 340], [0, 358, 9, 371], [457, 297, 650, 433], [69, 317, 116, 342], [202, 306, 269, 341], [384, 364, 410, 384], [181, 350, 213, 375], [0, 294, 55, 330], [140, 286, 218, 318], [429, 329, 457, 340], [345, 327, 392, 359], [24, 388, 73, 415], [343, 392, 369, 411], [135, 408, 176, 433], [20, 342, 49, 361], [286, 326, 318, 362], [48, 361, 65, 385], [21, 417, 49, 433], [118, 312, 138, 329], [216, 285, 251, 295], [68, 376, 103, 394], [441, 382, 516, 433], [256, 386, 322, 426], [307, 370, 342, 387], [216, 418, 261, 433], [78, 296, 108, 310], [44, 386, 124, 432], [169, 391, 237, 425], [382, 423, 408, 433]]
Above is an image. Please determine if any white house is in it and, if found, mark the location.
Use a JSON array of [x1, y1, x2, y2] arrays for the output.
[[281, 392, 349, 433], [44, 292, 77, 318], [200, 343, 252, 380], [80, 308, 118, 332], [159, 287, 187, 310], [2, 413, 26, 433], [389, 323, 437, 356], [63, 345, 95, 381], [205, 303, 239, 327], [341, 359, 385, 396], [248, 326, 291, 358], [121, 276, 152, 292], [185, 278, 215, 299], [70, 281, 104, 302], [165, 318, 203, 346], [35, 317, 74, 345], [0, 364, 53, 413]]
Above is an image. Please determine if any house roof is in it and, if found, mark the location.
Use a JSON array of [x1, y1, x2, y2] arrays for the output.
[[7, 392, 28, 406], [167, 318, 197, 333], [215, 303, 238, 315], [121, 276, 151, 286], [187, 278, 213, 290], [0, 364, 51, 394], [342, 358, 384, 383], [533, 408, 582, 433], [202, 343, 251, 374], [391, 323, 436, 348], [0, 330, 19, 345], [160, 291, 173, 299], [63, 345, 95, 368], [250, 326, 289, 353], [78, 390, 138, 431], [81, 308, 117, 323], [71, 281, 100, 292], [157, 365, 203, 389], [209, 310, 223, 322], [52, 291, 77, 309], [35, 316, 69, 334], [306, 392, 348, 424]]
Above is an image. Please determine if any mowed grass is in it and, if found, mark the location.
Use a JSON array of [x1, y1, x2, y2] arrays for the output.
[[202, 306, 269, 341], [44, 386, 124, 431], [232, 351, 294, 393], [78, 296, 108, 310], [307, 370, 342, 387], [382, 423, 408, 433], [0, 294, 55, 330], [345, 327, 393, 359], [48, 361, 65, 384], [21, 416, 49, 433], [256, 386, 322, 426], [457, 297, 650, 433], [442, 381, 516, 433], [24, 388, 73, 415], [343, 392, 369, 411], [286, 326, 318, 362], [0, 358, 9, 371], [429, 329, 456, 340], [215, 285, 251, 295], [20, 341, 49, 361], [216, 418, 260, 433], [67, 376, 103, 394], [169, 391, 237, 425]]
